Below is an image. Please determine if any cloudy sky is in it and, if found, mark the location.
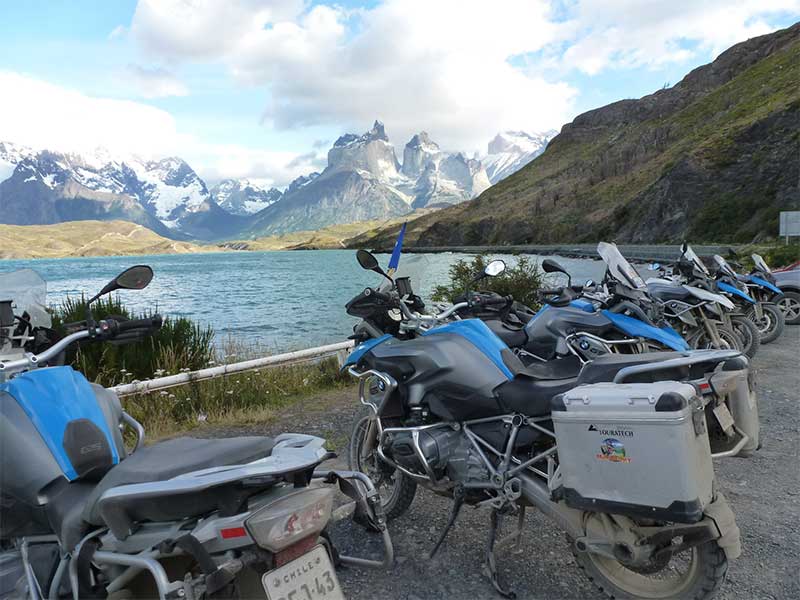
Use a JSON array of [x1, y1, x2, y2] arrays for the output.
[[1, 0, 798, 187]]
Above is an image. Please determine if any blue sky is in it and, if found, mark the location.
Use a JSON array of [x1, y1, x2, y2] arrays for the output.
[[1, 0, 797, 187]]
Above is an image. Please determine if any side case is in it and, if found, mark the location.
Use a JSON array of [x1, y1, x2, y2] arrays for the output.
[[551, 381, 713, 523]]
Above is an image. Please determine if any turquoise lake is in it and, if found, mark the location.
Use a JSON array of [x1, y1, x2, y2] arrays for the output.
[[0, 250, 607, 352]]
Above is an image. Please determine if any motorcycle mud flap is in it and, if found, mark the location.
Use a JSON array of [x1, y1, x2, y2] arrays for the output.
[[703, 492, 741, 559]]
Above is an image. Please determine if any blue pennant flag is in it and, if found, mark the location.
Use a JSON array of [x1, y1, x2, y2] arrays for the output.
[[387, 222, 407, 275]]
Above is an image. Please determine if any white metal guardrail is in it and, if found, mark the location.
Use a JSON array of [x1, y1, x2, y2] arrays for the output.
[[111, 340, 355, 398]]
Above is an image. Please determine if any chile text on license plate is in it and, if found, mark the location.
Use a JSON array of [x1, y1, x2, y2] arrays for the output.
[[262, 545, 345, 600]]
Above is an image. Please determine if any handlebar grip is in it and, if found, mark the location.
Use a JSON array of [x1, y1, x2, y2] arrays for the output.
[[539, 288, 563, 296], [115, 315, 163, 332], [480, 295, 512, 306]]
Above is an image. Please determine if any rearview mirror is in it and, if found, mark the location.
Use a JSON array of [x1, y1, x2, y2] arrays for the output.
[[356, 249, 379, 271], [356, 249, 392, 281], [484, 260, 506, 277], [88, 265, 153, 305], [541, 259, 567, 275]]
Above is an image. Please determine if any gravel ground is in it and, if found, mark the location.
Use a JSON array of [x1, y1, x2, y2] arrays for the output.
[[201, 328, 800, 599]]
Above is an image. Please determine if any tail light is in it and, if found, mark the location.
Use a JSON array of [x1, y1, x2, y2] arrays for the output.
[[245, 487, 333, 552]]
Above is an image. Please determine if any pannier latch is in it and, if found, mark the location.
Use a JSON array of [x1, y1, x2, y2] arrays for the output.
[[691, 398, 706, 436]]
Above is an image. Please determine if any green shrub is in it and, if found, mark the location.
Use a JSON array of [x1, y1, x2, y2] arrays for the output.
[[431, 254, 543, 308], [765, 243, 800, 268], [50, 295, 214, 385]]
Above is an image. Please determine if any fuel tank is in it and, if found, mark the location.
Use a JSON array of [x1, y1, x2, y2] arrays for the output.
[[523, 305, 615, 359], [0, 367, 126, 511], [357, 320, 518, 421]]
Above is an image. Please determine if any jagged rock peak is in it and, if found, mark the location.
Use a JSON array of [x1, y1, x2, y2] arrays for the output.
[[333, 120, 390, 148]]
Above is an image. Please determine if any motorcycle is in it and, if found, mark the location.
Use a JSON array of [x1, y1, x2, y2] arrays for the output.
[[344, 249, 752, 600], [732, 254, 786, 344], [0, 267, 392, 600]]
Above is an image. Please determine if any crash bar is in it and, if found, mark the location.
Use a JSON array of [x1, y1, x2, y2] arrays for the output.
[[111, 340, 354, 397]]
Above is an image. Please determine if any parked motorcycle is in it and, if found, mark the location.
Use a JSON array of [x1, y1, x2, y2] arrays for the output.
[[734, 254, 786, 343], [0, 267, 392, 600], [344, 249, 752, 600]]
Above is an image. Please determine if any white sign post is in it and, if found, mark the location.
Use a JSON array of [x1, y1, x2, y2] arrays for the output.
[[779, 211, 800, 244]]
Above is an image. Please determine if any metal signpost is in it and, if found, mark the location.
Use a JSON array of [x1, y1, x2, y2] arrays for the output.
[[779, 211, 800, 243]]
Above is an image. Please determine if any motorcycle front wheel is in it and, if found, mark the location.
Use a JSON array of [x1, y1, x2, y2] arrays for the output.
[[748, 303, 785, 344], [689, 325, 741, 352], [348, 407, 417, 520], [730, 315, 761, 359], [573, 539, 728, 600]]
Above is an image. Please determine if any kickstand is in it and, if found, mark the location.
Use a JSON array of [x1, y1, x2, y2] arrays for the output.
[[486, 509, 516, 599], [429, 485, 465, 559]]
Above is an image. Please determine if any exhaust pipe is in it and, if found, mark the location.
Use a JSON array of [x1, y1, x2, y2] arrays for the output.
[[517, 473, 585, 539]]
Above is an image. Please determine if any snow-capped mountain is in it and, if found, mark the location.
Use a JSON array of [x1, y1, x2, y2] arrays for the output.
[[482, 130, 557, 183], [211, 179, 283, 216], [245, 122, 492, 237], [0, 143, 243, 239]]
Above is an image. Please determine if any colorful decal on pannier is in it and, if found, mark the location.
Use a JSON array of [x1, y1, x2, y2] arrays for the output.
[[597, 438, 631, 463]]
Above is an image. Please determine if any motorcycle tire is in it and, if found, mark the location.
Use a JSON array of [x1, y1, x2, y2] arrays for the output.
[[749, 303, 785, 344], [348, 407, 417, 521], [730, 315, 760, 359], [573, 537, 728, 600]]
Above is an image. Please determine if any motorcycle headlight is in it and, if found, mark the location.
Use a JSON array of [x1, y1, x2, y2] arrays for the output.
[[245, 487, 333, 552]]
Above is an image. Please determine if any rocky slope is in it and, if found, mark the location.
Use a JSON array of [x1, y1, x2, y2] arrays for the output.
[[360, 23, 800, 248]]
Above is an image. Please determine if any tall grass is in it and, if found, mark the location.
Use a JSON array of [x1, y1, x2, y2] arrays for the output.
[[50, 296, 348, 438]]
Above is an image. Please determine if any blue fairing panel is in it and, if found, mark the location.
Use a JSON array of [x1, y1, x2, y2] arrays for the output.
[[344, 334, 393, 367], [0, 367, 119, 480], [422, 319, 514, 379], [601, 310, 690, 352], [717, 281, 756, 304], [747, 275, 783, 296], [569, 299, 596, 313]]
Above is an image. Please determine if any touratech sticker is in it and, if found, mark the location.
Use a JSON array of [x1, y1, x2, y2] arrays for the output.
[[596, 438, 632, 463], [588, 424, 634, 437]]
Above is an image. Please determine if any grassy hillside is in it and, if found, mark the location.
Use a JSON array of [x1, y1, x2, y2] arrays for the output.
[[0, 220, 221, 259], [360, 24, 800, 248]]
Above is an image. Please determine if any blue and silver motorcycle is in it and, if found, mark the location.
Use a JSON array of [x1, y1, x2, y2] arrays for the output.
[[0, 267, 391, 600]]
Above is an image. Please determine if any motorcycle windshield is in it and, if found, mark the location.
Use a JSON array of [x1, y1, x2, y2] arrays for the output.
[[378, 254, 430, 298], [683, 245, 709, 275], [713, 255, 738, 279], [597, 242, 646, 290], [0, 269, 51, 329], [752, 254, 771, 274]]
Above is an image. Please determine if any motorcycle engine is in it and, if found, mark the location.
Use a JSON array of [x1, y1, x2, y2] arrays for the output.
[[383, 428, 488, 483]]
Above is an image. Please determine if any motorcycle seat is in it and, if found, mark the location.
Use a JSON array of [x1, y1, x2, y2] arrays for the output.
[[484, 318, 527, 348], [82, 436, 275, 527], [496, 375, 579, 417]]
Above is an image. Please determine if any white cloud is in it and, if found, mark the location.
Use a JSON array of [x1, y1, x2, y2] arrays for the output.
[[0, 71, 312, 188], [131, 0, 577, 153], [108, 24, 127, 40], [557, 0, 800, 75], [123, 64, 189, 98], [128, 0, 799, 153]]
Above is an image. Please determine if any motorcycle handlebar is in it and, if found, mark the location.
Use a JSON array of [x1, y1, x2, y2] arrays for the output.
[[115, 315, 163, 332], [474, 295, 512, 307]]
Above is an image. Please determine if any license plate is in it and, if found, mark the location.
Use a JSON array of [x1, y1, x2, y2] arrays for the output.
[[713, 403, 735, 433], [262, 545, 344, 600]]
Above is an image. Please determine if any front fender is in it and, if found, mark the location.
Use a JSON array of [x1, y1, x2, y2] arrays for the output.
[[748, 275, 783, 296]]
